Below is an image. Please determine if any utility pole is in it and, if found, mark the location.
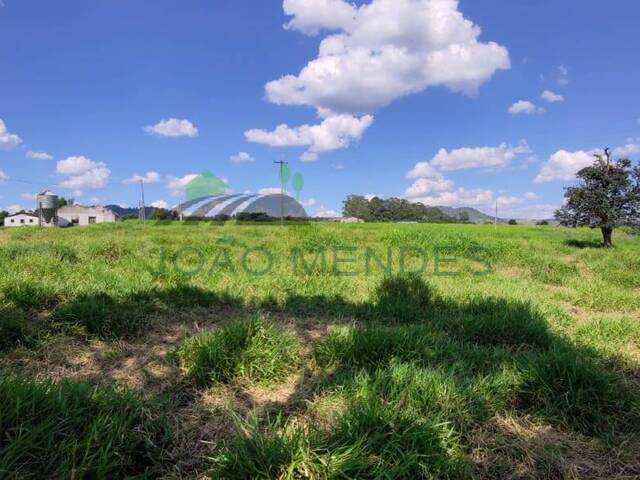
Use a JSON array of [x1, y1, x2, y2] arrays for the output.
[[274, 160, 288, 226], [139, 179, 146, 225]]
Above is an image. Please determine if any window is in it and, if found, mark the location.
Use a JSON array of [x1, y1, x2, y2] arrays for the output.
[[10, 219, 14, 223], [29, 219, 34, 223], [71, 216, 79, 225], [88, 216, 97, 224], [20, 219, 24, 224]]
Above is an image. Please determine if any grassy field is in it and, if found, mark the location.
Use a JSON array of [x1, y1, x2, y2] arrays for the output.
[[1, 221, 639, 478]]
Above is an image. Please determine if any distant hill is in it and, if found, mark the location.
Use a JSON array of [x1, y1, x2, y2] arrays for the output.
[[436, 206, 503, 224]]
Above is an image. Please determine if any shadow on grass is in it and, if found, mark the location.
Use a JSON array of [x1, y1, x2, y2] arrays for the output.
[[564, 239, 605, 249], [3, 275, 639, 478]]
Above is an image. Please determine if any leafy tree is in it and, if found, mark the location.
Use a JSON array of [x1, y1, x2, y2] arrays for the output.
[[536, 220, 550, 226], [149, 208, 167, 221], [342, 195, 460, 223], [555, 148, 640, 246], [508, 219, 518, 225], [0, 211, 8, 226], [57, 197, 74, 208]]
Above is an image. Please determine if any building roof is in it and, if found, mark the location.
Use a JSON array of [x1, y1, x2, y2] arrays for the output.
[[177, 193, 308, 218], [6, 212, 39, 218], [58, 205, 115, 215]]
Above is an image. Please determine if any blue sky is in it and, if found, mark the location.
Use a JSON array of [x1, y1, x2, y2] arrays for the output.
[[1, 0, 639, 218]]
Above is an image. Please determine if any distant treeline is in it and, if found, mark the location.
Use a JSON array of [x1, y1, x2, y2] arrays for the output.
[[342, 195, 469, 223]]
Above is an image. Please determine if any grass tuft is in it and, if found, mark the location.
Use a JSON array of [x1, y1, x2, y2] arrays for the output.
[[0, 375, 168, 479], [0, 308, 32, 351], [174, 316, 301, 387]]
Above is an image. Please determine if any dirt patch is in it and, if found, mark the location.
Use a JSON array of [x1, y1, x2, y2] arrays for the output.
[[469, 414, 640, 479]]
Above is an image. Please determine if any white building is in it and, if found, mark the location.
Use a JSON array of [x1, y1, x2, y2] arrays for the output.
[[58, 205, 117, 226], [4, 212, 39, 227]]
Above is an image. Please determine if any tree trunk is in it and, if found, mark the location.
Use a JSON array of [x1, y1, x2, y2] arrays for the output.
[[601, 227, 613, 247]]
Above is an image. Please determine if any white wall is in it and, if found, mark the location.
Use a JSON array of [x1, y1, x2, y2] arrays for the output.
[[4, 214, 38, 227]]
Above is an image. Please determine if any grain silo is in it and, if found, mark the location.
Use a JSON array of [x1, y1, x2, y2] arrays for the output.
[[36, 191, 59, 227]]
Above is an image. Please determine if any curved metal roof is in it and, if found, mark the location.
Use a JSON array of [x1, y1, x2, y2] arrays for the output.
[[177, 193, 308, 218]]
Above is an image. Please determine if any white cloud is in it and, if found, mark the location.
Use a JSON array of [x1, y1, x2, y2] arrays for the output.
[[405, 177, 454, 197], [612, 138, 640, 158], [534, 149, 597, 183], [270, 0, 510, 115], [246, 114, 373, 161], [315, 207, 339, 218], [151, 200, 170, 209], [167, 174, 199, 197], [6, 205, 23, 214], [0, 119, 22, 150], [258, 187, 286, 195], [300, 198, 316, 207], [26, 150, 53, 160], [523, 191, 539, 200], [500, 203, 559, 220], [21, 193, 37, 201], [230, 152, 255, 163], [72, 190, 83, 197], [56, 156, 111, 190], [496, 195, 525, 207], [508, 100, 544, 115], [123, 171, 161, 184], [410, 187, 494, 208], [540, 90, 564, 103], [144, 118, 198, 138], [0, 170, 7, 182], [428, 141, 531, 171], [557, 65, 569, 86]]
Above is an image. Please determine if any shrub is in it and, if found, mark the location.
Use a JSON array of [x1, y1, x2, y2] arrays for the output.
[[0, 375, 168, 479], [174, 317, 300, 386]]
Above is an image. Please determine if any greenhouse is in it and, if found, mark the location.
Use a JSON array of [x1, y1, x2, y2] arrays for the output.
[[176, 193, 308, 218]]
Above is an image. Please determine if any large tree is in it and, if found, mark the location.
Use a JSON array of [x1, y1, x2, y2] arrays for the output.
[[555, 148, 640, 246]]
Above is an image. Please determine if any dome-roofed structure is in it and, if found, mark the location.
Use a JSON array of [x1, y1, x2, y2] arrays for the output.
[[176, 193, 308, 219]]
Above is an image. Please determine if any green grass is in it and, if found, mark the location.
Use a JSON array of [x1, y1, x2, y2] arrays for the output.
[[0, 221, 638, 477], [0, 375, 168, 479], [173, 316, 301, 386]]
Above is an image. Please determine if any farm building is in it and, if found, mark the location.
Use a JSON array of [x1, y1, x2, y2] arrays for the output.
[[58, 205, 117, 226], [3, 212, 39, 227], [177, 193, 308, 218]]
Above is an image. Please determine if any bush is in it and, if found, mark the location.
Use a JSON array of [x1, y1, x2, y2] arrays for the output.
[[174, 317, 301, 386], [508, 219, 518, 225], [0, 375, 168, 478]]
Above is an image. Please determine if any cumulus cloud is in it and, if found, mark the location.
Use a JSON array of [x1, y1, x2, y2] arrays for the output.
[[508, 100, 544, 115], [315, 207, 339, 218], [123, 171, 161, 184], [612, 138, 640, 158], [540, 90, 564, 103], [300, 198, 317, 207], [6, 205, 23, 214], [258, 187, 287, 195], [0, 170, 8, 182], [246, 114, 374, 161], [534, 149, 597, 183], [151, 200, 170, 209], [26, 150, 53, 160], [144, 118, 198, 137], [56, 156, 111, 189], [230, 152, 255, 163], [167, 173, 199, 197], [270, 0, 510, 115], [524, 191, 539, 200], [557, 65, 569, 86], [0, 119, 22, 150], [429, 141, 531, 171]]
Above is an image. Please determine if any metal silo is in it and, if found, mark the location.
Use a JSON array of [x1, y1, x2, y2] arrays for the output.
[[36, 191, 58, 226]]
